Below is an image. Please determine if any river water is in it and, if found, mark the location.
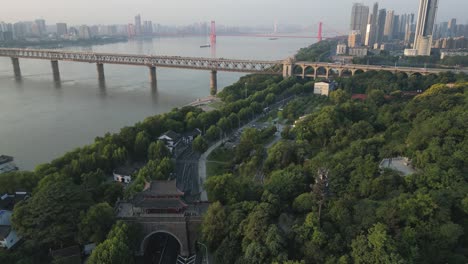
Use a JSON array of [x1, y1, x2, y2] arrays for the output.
[[0, 36, 314, 170]]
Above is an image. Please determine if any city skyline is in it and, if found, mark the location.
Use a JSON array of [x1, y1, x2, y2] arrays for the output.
[[1, 0, 466, 31]]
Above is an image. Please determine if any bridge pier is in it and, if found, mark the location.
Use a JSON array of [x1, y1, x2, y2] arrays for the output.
[[149, 66, 157, 90], [96, 63, 105, 88], [338, 69, 343, 77], [51, 60, 61, 84], [11, 57, 21, 81], [210, 70, 217, 95]]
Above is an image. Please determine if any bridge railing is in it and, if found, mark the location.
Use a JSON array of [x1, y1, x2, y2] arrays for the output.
[[0, 48, 283, 74]]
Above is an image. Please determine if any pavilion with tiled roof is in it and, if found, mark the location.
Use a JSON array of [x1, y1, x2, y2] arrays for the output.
[[132, 180, 187, 215]]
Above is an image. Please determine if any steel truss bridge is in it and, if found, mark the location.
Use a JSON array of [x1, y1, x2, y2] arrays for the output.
[[0, 48, 464, 95], [0, 48, 281, 73]]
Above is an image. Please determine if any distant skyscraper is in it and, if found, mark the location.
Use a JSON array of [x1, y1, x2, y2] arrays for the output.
[[448, 18, 457, 37], [392, 15, 400, 39], [376, 9, 387, 44], [439, 22, 449, 38], [349, 3, 369, 43], [135, 14, 142, 36], [35, 19, 46, 36], [365, 2, 379, 46], [78, 25, 91, 40], [13, 22, 27, 40], [143, 21, 153, 35], [413, 0, 438, 56], [348, 30, 362, 48], [127, 24, 136, 38], [383, 10, 395, 41], [56, 23, 68, 36]]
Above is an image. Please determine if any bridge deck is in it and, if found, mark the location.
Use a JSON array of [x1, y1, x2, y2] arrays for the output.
[[0, 48, 282, 74], [0, 48, 463, 76]]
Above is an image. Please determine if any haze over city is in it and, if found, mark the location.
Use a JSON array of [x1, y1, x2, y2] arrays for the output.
[[1, 0, 467, 29]]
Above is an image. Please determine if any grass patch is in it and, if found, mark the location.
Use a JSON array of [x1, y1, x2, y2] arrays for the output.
[[207, 100, 224, 110], [206, 161, 229, 178], [206, 146, 233, 177], [207, 146, 233, 162]]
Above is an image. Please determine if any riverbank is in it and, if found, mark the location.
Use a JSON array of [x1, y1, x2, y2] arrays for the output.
[[0, 36, 128, 49], [186, 96, 223, 112]]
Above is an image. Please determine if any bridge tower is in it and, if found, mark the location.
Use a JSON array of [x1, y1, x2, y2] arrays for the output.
[[318, 22, 323, 42], [210, 21, 216, 45]]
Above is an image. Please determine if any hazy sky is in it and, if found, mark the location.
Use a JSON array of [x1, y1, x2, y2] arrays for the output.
[[1, 0, 466, 31]]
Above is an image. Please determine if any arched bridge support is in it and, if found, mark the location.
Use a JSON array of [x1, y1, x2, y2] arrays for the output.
[[282, 58, 294, 78]]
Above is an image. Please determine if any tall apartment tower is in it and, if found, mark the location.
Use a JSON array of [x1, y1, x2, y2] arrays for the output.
[[365, 2, 379, 46], [383, 10, 395, 41], [35, 19, 47, 36], [448, 18, 457, 37], [349, 3, 369, 43], [56, 23, 68, 36], [135, 14, 142, 36], [413, 0, 438, 56], [376, 9, 387, 44]]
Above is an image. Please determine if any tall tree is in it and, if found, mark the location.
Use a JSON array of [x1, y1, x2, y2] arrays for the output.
[[12, 176, 92, 247], [78, 202, 115, 244]]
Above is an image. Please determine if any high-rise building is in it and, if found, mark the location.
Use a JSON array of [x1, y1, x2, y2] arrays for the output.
[[348, 30, 362, 48], [135, 14, 142, 36], [35, 19, 46, 36], [448, 18, 457, 37], [392, 15, 400, 40], [349, 3, 369, 43], [143, 21, 153, 35], [127, 24, 136, 38], [412, 0, 438, 56], [78, 25, 91, 39], [365, 22, 372, 46], [56, 23, 68, 36], [376, 9, 387, 44], [383, 10, 395, 41], [456, 24, 464, 37], [404, 13, 416, 45], [438, 22, 449, 38], [13, 22, 27, 40], [365, 2, 379, 47], [398, 14, 407, 39]]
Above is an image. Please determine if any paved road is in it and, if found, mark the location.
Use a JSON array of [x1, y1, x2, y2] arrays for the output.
[[197, 97, 294, 202], [265, 124, 285, 149], [198, 139, 224, 202]]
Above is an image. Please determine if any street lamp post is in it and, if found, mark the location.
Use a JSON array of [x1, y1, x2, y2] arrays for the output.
[[198, 242, 209, 264]]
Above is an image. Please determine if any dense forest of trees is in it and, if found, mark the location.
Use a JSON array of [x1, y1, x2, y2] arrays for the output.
[[201, 72, 468, 263]]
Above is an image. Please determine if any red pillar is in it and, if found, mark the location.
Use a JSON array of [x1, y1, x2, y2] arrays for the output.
[[318, 22, 323, 42], [210, 21, 216, 45]]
